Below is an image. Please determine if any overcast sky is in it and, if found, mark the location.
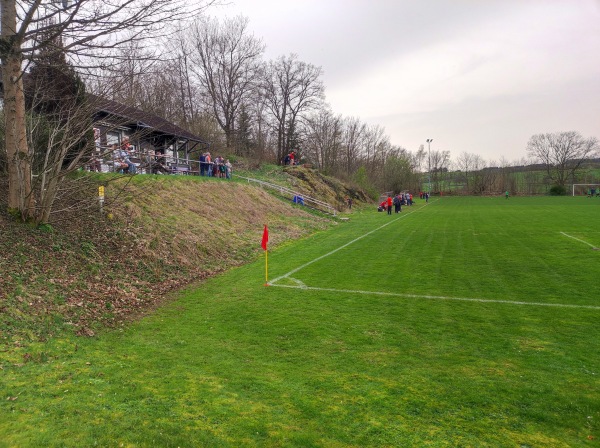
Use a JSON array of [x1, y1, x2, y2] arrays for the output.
[[211, 0, 600, 163]]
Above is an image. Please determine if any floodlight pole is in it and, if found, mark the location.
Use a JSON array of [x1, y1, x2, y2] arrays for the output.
[[426, 138, 433, 193]]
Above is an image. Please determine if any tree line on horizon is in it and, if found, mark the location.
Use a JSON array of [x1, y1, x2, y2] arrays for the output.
[[1, 2, 599, 224], [89, 15, 598, 196]]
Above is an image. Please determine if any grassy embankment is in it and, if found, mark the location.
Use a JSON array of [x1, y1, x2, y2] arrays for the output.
[[0, 167, 341, 345]]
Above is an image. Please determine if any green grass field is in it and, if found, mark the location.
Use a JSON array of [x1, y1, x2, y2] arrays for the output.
[[2, 196, 599, 447]]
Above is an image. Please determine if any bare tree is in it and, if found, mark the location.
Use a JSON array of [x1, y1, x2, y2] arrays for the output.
[[166, 33, 203, 131], [470, 154, 487, 194], [413, 144, 426, 173], [1, 0, 212, 222], [303, 108, 343, 173], [261, 54, 324, 164], [527, 131, 599, 187], [190, 15, 264, 150], [242, 91, 271, 162], [429, 149, 451, 193], [496, 157, 515, 194], [381, 146, 418, 194], [361, 124, 386, 175], [28, 98, 96, 224], [372, 135, 394, 177], [340, 116, 366, 177], [455, 151, 475, 193]]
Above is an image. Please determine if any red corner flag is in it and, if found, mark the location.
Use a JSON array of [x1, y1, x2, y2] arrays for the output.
[[261, 225, 269, 285], [261, 225, 269, 251]]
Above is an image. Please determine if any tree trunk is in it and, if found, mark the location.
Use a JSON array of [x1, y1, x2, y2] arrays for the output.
[[1, 0, 34, 220]]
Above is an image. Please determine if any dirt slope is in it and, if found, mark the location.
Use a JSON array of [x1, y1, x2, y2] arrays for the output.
[[283, 166, 370, 208]]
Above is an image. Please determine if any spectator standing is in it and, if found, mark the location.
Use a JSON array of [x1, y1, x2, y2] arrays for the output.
[[394, 194, 402, 213], [386, 195, 393, 215], [199, 152, 207, 176], [216, 156, 224, 178], [219, 157, 227, 178], [206, 152, 212, 177], [213, 156, 221, 178], [225, 159, 232, 179]]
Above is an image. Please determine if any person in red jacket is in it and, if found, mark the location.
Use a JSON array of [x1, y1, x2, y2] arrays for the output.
[[386, 195, 393, 215]]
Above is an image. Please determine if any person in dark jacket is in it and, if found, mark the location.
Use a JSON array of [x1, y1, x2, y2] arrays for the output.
[[394, 194, 402, 213], [199, 153, 206, 176]]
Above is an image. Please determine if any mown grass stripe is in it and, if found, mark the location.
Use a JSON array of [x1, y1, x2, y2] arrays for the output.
[[269, 205, 428, 285]]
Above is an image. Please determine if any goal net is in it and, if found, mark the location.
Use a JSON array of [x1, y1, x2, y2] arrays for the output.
[[572, 184, 600, 196]]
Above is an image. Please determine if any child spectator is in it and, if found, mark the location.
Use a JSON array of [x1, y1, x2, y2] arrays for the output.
[[225, 159, 232, 179]]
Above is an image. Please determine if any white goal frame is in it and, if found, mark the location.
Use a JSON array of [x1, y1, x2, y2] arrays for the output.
[[572, 184, 600, 196]]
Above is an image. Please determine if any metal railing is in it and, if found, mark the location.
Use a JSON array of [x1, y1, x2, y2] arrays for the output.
[[234, 174, 337, 216]]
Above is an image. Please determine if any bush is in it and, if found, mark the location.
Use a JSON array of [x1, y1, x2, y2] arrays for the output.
[[549, 185, 567, 196]]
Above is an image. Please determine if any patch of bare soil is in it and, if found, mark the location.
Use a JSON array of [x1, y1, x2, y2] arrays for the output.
[[283, 166, 370, 209]]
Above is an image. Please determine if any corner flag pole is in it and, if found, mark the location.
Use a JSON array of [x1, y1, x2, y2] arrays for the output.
[[261, 225, 269, 285], [265, 248, 268, 284]]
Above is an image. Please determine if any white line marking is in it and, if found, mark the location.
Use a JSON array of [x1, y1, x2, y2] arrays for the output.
[[289, 277, 307, 289], [560, 232, 598, 250], [270, 284, 600, 310], [269, 207, 425, 285]]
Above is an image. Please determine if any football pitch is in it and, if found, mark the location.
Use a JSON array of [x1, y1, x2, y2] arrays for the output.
[[270, 196, 600, 310], [1, 196, 599, 447]]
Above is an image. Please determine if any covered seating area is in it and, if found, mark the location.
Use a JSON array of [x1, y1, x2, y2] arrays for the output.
[[89, 94, 210, 175]]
